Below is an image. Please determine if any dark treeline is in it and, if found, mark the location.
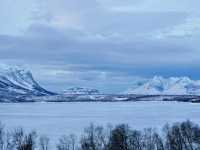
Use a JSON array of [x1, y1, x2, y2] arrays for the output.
[[1, 120, 200, 150]]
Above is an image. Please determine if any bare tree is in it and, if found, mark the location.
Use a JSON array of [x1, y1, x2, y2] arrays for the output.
[[192, 122, 200, 149], [80, 124, 107, 150], [153, 133, 164, 150], [4, 132, 14, 150], [108, 124, 129, 150], [57, 134, 77, 150], [2, 120, 200, 150], [39, 136, 50, 150], [164, 123, 184, 150], [69, 134, 76, 150], [0, 122, 4, 150], [142, 128, 156, 150], [12, 128, 37, 150], [80, 124, 96, 150], [128, 130, 142, 150], [180, 121, 194, 150]]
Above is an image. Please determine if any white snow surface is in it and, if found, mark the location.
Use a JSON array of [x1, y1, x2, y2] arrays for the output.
[[125, 76, 200, 95], [0, 101, 200, 144]]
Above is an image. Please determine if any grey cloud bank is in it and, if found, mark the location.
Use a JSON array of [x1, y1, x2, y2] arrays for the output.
[[0, 0, 200, 93]]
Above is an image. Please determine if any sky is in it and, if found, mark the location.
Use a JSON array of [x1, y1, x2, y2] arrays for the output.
[[0, 0, 200, 93]]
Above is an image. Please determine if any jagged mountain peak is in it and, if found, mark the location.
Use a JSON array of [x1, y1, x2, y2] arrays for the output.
[[0, 66, 38, 89], [0, 65, 55, 100], [125, 76, 200, 95]]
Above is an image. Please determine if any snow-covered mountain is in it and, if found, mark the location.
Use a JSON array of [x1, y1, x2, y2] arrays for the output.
[[125, 76, 200, 95], [0, 66, 55, 101], [63, 87, 100, 95]]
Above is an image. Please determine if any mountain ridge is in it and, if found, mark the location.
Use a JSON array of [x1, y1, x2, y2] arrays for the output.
[[125, 76, 200, 95], [0, 66, 55, 102], [63, 87, 100, 95], [1, 66, 200, 103]]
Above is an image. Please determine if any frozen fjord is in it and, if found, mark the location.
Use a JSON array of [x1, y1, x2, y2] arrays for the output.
[[0, 101, 200, 142]]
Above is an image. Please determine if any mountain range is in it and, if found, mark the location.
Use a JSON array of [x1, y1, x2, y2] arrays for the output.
[[125, 76, 200, 95], [0, 66, 200, 102]]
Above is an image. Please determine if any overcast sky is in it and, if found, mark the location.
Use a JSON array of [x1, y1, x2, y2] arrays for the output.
[[1, 0, 200, 93]]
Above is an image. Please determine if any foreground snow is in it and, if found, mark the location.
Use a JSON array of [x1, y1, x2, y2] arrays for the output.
[[0, 101, 200, 143]]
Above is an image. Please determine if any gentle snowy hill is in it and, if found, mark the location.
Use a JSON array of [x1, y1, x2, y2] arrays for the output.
[[0, 66, 55, 102], [125, 76, 200, 95], [63, 87, 100, 95]]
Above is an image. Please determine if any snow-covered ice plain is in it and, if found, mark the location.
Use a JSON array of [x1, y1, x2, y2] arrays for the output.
[[0, 101, 200, 143]]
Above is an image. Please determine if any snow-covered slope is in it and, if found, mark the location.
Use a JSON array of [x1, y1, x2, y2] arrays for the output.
[[63, 87, 99, 95], [0, 66, 55, 101], [125, 76, 200, 95]]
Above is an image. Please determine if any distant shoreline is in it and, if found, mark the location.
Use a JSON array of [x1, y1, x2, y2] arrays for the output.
[[1, 94, 200, 103]]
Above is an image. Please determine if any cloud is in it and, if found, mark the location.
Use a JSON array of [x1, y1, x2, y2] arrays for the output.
[[106, 0, 200, 13], [0, 24, 198, 66], [0, 0, 37, 35], [152, 15, 200, 39], [1, 0, 200, 92]]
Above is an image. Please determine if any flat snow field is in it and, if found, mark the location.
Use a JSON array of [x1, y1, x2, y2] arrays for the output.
[[0, 101, 200, 142]]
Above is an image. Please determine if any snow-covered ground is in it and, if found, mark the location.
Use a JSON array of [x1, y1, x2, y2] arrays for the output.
[[0, 101, 200, 143]]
